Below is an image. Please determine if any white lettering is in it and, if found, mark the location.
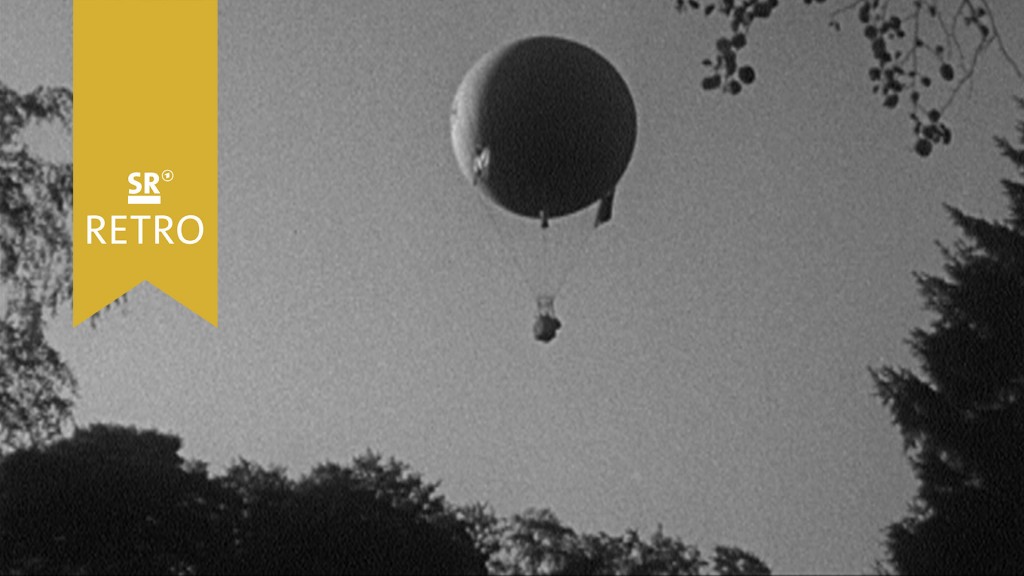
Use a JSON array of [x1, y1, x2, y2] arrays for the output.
[[127, 172, 143, 194], [110, 215, 126, 245], [87, 215, 106, 245], [130, 215, 151, 244], [177, 215, 204, 245], [84, 215, 205, 245], [155, 215, 174, 244], [144, 172, 160, 195]]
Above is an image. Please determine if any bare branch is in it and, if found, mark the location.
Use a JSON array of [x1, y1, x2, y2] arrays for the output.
[[977, 0, 1024, 81]]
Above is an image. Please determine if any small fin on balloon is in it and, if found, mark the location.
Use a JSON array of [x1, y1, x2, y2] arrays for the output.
[[540, 209, 549, 229], [472, 147, 490, 185], [595, 189, 614, 227]]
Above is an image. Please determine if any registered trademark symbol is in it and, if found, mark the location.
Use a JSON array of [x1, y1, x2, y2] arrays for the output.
[[161, 170, 174, 182]]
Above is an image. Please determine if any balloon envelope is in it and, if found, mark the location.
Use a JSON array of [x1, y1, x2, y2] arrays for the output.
[[451, 36, 637, 219]]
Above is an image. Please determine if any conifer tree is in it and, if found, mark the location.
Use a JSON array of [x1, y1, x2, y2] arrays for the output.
[[873, 101, 1024, 574]]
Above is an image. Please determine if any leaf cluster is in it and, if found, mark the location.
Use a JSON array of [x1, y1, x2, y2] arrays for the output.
[[676, 0, 1024, 157], [462, 505, 771, 575], [0, 82, 76, 452], [676, 0, 778, 95]]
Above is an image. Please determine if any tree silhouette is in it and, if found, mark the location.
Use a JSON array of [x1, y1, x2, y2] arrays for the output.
[[489, 508, 585, 575], [676, 0, 1024, 156], [216, 452, 486, 575], [872, 102, 1024, 573], [0, 432, 487, 575], [0, 81, 75, 451], [0, 424, 234, 574], [462, 504, 770, 575]]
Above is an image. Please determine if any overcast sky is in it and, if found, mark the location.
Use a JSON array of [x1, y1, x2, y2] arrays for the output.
[[4, 1, 1024, 573]]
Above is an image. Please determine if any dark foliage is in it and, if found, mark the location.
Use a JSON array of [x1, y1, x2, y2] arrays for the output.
[[217, 454, 485, 575], [459, 505, 770, 575], [0, 82, 75, 451], [0, 427, 486, 575], [0, 424, 234, 574], [675, 0, 1023, 157], [872, 102, 1024, 573], [0, 423, 769, 575]]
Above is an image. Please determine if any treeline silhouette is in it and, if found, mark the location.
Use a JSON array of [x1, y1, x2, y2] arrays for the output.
[[0, 424, 769, 575]]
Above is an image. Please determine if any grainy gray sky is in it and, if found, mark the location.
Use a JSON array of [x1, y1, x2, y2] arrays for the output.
[[4, 1, 1024, 573]]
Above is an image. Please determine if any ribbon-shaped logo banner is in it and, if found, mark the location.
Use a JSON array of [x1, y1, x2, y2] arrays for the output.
[[74, 0, 217, 326]]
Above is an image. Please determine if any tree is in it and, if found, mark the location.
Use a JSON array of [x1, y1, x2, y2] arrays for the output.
[[217, 452, 486, 575], [487, 508, 586, 575], [0, 433, 487, 574], [675, 0, 1024, 156], [708, 546, 771, 576], [0, 424, 234, 574], [871, 102, 1024, 573], [0, 81, 75, 451], [462, 505, 771, 575]]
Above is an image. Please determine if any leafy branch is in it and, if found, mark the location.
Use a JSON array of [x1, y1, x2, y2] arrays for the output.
[[0, 82, 76, 451], [676, 0, 1024, 156]]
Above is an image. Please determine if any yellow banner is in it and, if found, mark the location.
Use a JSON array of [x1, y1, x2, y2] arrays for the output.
[[73, 0, 218, 326]]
